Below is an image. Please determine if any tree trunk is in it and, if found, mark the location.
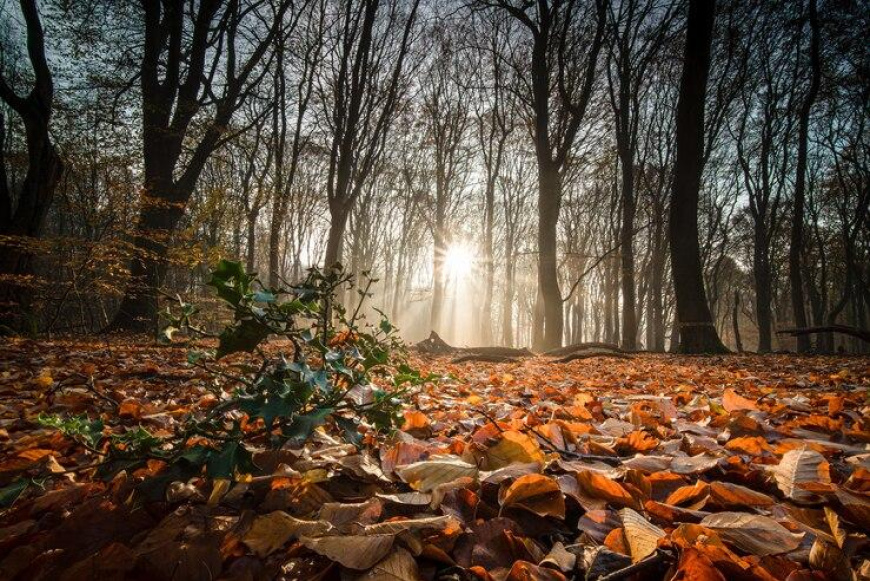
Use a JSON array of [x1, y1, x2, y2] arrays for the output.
[[789, 0, 821, 354], [667, 0, 728, 354], [619, 155, 637, 350], [111, 189, 186, 333], [324, 199, 351, 267], [481, 180, 495, 345], [0, 0, 63, 329], [753, 237, 773, 352], [732, 290, 744, 352], [536, 165, 563, 350]]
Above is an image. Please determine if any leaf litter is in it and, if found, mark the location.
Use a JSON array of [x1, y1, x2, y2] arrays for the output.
[[0, 338, 869, 580]]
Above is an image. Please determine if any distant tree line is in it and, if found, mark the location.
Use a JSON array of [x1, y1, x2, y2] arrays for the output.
[[0, 0, 867, 353]]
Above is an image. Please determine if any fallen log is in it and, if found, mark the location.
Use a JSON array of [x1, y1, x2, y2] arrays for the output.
[[451, 353, 519, 364], [776, 325, 870, 344], [414, 331, 456, 354], [556, 352, 633, 364], [543, 342, 630, 357], [416, 331, 534, 359]]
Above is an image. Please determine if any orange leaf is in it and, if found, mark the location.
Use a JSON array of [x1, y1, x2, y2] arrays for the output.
[[499, 474, 565, 519], [722, 388, 757, 412], [576, 470, 638, 509], [673, 547, 727, 581]]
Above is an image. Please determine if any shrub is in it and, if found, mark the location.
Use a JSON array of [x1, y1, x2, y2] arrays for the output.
[[36, 261, 429, 498]]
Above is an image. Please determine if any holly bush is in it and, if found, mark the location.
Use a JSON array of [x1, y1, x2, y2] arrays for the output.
[[37, 261, 429, 497]]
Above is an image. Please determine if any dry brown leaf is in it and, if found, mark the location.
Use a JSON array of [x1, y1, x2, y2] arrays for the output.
[[539, 541, 576, 573], [722, 388, 757, 412], [620, 507, 665, 562], [666, 481, 710, 508], [395, 455, 478, 492], [361, 515, 457, 535], [300, 534, 395, 570], [700, 512, 803, 556], [242, 512, 332, 557], [708, 481, 775, 509], [834, 487, 870, 529], [673, 547, 727, 581], [348, 546, 421, 581], [774, 448, 831, 504]]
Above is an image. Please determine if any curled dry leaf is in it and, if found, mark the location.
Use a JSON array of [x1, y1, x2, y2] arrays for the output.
[[498, 474, 566, 519], [242, 511, 333, 557], [620, 508, 665, 562], [361, 515, 458, 535], [505, 560, 568, 581], [395, 456, 478, 492], [774, 448, 831, 504], [700, 512, 804, 556], [300, 534, 395, 570], [834, 487, 870, 529], [673, 547, 727, 581], [483, 431, 547, 470], [539, 541, 576, 573], [576, 470, 638, 509], [708, 481, 775, 509]]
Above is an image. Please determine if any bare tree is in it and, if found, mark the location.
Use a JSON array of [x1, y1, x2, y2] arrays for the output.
[[0, 0, 63, 324], [789, 0, 821, 353], [668, 0, 727, 353], [320, 0, 420, 268], [111, 0, 304, 332], [476, 0, 607, 350]]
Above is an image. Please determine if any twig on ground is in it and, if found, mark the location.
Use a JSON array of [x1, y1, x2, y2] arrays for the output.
[[596, 550, 673, 581]]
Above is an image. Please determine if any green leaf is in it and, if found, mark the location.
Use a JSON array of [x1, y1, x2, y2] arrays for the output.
[[334, 415, 362, 446], [253, 290, 276, 303], [283, 408, 334, 446], [207, 441, 241, 479], [217, 318, 272, 359], [0, 479, 29, 508]]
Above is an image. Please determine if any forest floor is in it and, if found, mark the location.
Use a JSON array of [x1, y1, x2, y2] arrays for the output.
[[0, 338, 868, 581]]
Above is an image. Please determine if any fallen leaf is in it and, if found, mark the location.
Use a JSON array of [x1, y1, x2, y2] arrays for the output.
[[300, 534, 394, 570], [498, 474, 565, 519], [620, 508, 665, 562], [484, 431, 546, 469], [673, 547, 727, 581], [700, 512, 804, 556], [576, 470, 638, 509], [722, 389, 757, 412], [395, 455, 478, 492], [774, 448, 831, 504], [242, 512, 332, 557]]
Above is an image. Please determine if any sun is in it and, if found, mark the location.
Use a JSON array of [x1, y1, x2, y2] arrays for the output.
[[444, 244, 475, 279]]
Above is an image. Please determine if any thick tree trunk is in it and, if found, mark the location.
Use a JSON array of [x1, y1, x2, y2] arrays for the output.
[[619, 156, 637, 350], [789, 0, 821, 354], [667, 0, 728, 354], [0, 0, 63, 328], [324, 199, 351, 267], [111, 187, 186, 333], [536, 165, 563, 350]]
